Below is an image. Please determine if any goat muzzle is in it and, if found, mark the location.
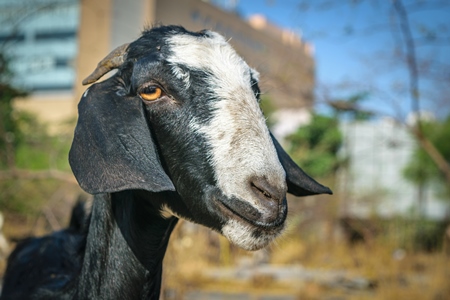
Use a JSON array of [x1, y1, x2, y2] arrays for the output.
[[216, 180, 287, 230]]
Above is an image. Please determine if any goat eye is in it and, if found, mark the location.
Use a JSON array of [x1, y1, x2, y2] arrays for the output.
[[139, 86, 162, 101]]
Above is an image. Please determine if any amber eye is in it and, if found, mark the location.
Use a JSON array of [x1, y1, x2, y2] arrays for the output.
[[139, 86, 162, 101]]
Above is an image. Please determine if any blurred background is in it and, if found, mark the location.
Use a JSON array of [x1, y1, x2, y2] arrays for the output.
[[0, 0, 449, 299]]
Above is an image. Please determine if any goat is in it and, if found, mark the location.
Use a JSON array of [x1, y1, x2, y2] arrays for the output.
[[0, 25, 331, 300]]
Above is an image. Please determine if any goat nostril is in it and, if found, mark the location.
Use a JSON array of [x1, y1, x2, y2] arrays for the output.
[[250, 177, 285, 204], [250, 177, 287, 224], [252, 182, 272, 199]]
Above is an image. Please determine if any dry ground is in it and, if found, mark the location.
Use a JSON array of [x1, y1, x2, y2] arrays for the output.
[[0, 199, 449, 300], [162, 221, 450, 300]]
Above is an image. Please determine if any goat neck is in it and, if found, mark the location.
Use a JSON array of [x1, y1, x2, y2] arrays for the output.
[[74, 191, 178, 300], [112, 190, 179, 281]]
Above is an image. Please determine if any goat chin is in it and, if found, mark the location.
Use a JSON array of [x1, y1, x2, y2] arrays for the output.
[[1, 25, 331, 300]]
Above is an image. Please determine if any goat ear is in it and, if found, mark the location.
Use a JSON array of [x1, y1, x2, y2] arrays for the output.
[[69, 78, 175, 194], [270, 132, 332, 197]]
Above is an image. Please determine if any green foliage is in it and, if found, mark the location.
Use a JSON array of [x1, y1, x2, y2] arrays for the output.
[[403, 117, 450, 199], [0, 52, 73, 216], [15, 112, 72, 171], [0, 53, 27, 168], [0, 120, 73, 215], [285, 114, 343, 179], [0, 53, 71, 172], [0, 179, 63, 215]]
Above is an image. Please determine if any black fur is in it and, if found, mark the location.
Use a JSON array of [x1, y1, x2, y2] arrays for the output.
[[1, 25, 331, 300], [1, 218, 84, 299]]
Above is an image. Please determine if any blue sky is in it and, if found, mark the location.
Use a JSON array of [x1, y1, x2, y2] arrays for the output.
[[226, 0, 450, 119]]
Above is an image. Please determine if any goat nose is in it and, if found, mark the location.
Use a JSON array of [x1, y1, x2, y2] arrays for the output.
[[250, 177, 286, 221], [251, 177, 286, 202]]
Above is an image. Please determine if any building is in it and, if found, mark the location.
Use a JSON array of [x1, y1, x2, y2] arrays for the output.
[[339, 118, 449, 220], [0, 0, 79, 126], [0, 0, 315, 132]]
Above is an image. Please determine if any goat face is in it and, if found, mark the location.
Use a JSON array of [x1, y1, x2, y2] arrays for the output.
[[70, 26, 331, 251]]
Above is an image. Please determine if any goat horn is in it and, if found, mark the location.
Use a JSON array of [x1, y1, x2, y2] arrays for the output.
[[82, 43, 130, 85]]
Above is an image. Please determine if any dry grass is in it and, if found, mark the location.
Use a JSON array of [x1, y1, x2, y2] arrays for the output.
[[1, 194, 448, 300], [163, 222, 450, 300], [0, 180, 84, 280]]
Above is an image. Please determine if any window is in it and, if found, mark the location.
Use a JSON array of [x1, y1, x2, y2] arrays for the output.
[[35, 30, 76, 41], [0, 33, 25, 43], [55, 58, 71, 68]]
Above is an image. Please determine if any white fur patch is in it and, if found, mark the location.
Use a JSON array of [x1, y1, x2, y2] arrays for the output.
[[188, 116, 202, 133], [167, 31, 287, 250], [170, 65, 190, 89], [250, 68, 260, 81], [222, 219, 284, 251], [167, 31, 286, 203]]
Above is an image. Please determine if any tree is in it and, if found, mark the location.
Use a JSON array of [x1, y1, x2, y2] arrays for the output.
[[0, 53, 26, 169], [328, 92, 373, 121], [283, 0, 450, 188], [0, 0, 76, 179], [285, 113, 343, 179], [404, 117, 450, 200]]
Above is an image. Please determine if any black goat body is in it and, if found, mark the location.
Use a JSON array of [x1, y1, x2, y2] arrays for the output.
[[1, 199, 88, 299], [1, 26, 331, 300]]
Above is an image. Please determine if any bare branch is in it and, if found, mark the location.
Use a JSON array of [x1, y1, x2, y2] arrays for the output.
[[393, 0, 420, 116]]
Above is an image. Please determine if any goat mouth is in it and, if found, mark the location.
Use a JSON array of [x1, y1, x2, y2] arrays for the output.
[[214, 195, 287, 232]]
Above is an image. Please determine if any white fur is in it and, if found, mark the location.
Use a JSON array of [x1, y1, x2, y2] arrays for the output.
[[167, 31, 286, 250], [167, 31, 286, 204], [222, 219, 284, 251], [187, 116, 202, 133], [250, 68, 260, 82], [170, 64, 191, 89]]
